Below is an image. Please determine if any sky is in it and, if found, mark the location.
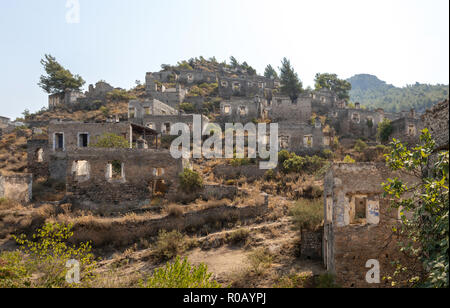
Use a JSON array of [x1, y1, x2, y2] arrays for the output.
[[0, 0, 448, 119]]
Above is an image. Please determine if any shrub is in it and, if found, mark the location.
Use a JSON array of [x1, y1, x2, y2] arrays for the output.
[[167, 204, 184, 218], [377, 119, 393, 142], [228, 229, 250, 245], [140, 257, 221, 288], [264, 169, 276, 181], [247, 248, 273, 275], [90, 133, 129, 148], [290, 199, 323, 231], [153, 230, 186, 261], [179, 103, 195, 113], [3, 223, 96, 288], [322, 149, 333, 159], [281, 153, 326, 175], [230, 157, 253, 167], [343, 155, 356, 163], [354, 139, 368, 152], [179, 168, 203, 194], [278, 150, 292, 165], [106, 89, 136, 101]]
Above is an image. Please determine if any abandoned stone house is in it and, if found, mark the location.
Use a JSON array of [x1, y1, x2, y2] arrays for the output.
[[278, 123, 330, 155], [65, 147, 185, 213], [328, 106, 385, 139], [128, 99, 209, 135], [128, 99, 178, 118], [422, 99, 449, 151], [218, 97, 264, 124], [145, 73, 188, 108], [265, 94, 312, 124], [0, 116, 10, 137], [218, 76, 277, 100], [389, 109, 423, 145], [323, 163, 419, 288], [48, 81, 115, 109], [28, 121, 160, 180]]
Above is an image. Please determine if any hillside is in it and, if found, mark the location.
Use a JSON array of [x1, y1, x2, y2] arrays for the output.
[[348, 74, 449, 113]]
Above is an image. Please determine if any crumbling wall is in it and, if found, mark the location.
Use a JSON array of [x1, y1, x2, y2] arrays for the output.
[[0, 174, 32, 203], [278, 123, 326, 154], [422, 99, 449, 150], [323, 163, 420, 288], [48, 122, 132, 151], [27, 139, 50, 179], [267, 95, 312, 124], [300, 227, 323, 260], [65, 148, 184, 213]]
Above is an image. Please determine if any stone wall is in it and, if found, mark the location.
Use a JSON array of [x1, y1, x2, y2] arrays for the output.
[[422, 99, 449, 150], [330, 108, 385, 139], [129, 99, 178, 119], [48, 122, 132, 151], [300, 227, 323, 260], [27, 139, 50, 179], [323, 163, 420, 288], [213, 164, 266, 182], [65, 148, 184, 213], [266, 95, 312, 124], [390, 116, 423, 145], [278, 123, 327, 154], [218, 98, 262, 123], [0, 174, 32, 203]]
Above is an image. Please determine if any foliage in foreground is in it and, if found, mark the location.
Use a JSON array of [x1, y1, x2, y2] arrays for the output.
[[0, 223, 96, 288], [140, 256, 221, 288], [383, 129, 449, 288]]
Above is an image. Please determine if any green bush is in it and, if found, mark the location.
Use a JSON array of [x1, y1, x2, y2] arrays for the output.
[[1, 223, 96, 288], [179, 168, 203, 194], [278, 150, 292, 165], [140, 256, 221, 288], [343, 155, 356, 163], [153, 230, 186, 261], [354, 139, 368, 152], [90, 133, 129, 148], [290, 199, 323, 231], [179, 103, 195, 113], [106, 89, 136, 101], [377, 119, 393, 142], [281, 153, 326, 175], [230, 157, 253, 167]]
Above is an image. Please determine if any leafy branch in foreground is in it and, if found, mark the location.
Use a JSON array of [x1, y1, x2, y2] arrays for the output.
[[382, 129, 449, 288]]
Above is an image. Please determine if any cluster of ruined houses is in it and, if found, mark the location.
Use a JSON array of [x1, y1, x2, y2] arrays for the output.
[[2, 62, 447, 287]]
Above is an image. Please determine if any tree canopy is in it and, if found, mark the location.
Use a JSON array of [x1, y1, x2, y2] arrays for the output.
[[264, 65, 278, 79], [348, 74, 449, 113], [279, 57, 303, 102], [38, 54, 85, 94], [315, 73, 352, 101]]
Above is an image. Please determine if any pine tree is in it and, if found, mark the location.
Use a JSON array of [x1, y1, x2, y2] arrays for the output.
[[279, 58, 303, 102]]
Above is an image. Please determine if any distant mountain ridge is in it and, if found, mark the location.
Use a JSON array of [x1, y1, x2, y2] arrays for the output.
[[347, 74, 449, 113]]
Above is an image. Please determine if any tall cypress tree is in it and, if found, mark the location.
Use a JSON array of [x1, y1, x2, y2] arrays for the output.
[[279, 58, 303, 102]]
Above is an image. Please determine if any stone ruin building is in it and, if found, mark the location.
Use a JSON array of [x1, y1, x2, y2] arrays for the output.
[[422, 99, 449, 151], [26, 120, 189, 213], [128, 99, 209, 135], [323, 163, 419, 288], [48, 81, 116, 109]]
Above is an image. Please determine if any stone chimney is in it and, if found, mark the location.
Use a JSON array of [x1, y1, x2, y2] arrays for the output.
[[410, 108, 416, 118], [355, 102, 361, 109]]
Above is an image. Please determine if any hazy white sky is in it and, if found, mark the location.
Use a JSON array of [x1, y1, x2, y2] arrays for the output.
[[0, 0, 448, 119]]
